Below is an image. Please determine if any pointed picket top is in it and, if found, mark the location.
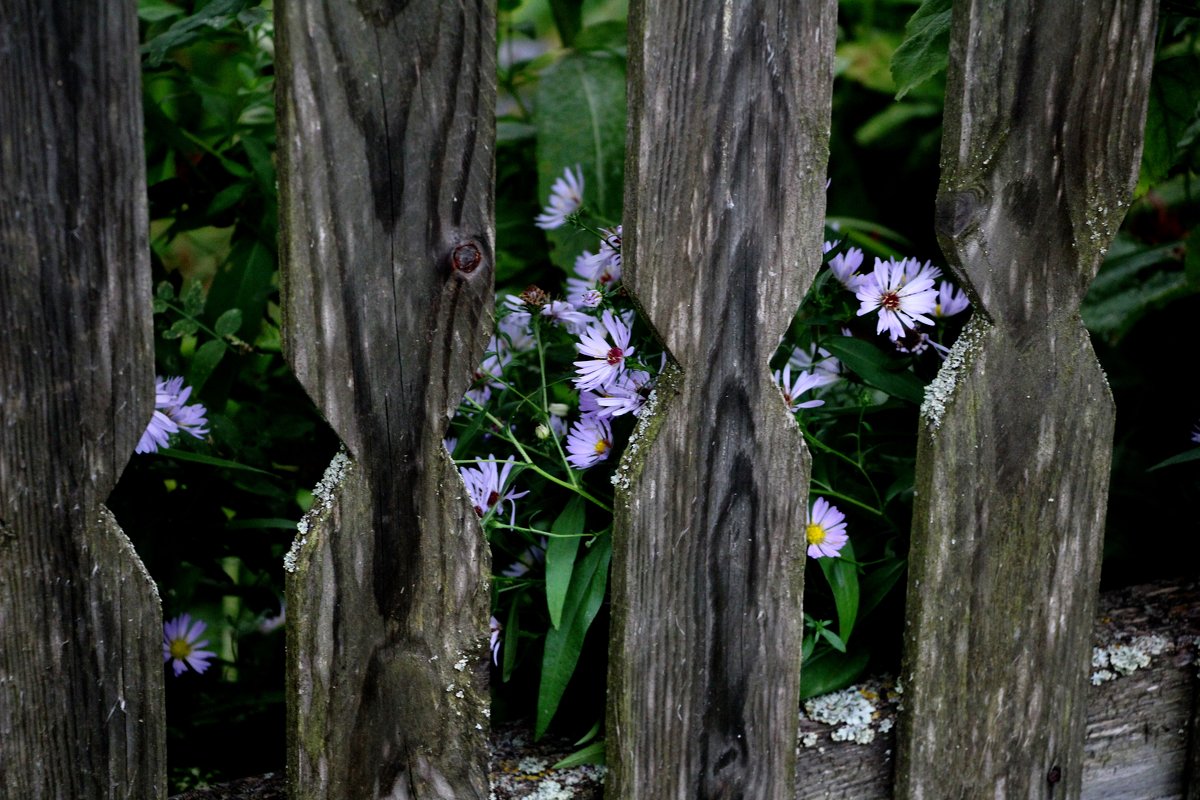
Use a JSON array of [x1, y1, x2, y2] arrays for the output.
[[606, 3, 837, 798], [896, 2, 1158, 797], [276, 2, 496, 797]]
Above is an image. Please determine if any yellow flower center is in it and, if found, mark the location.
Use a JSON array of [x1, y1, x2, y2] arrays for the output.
[[593, 439, 611, 455], [805, 523, 826, 546], [169, 638, 193, 660]]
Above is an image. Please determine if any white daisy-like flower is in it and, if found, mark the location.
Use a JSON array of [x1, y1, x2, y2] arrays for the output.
[[855, 257, 938, 340], [773, 364, 825, 412], [806, 497, 848, 559], [535, 165, 584, 230], [573, 309, 635, 391]]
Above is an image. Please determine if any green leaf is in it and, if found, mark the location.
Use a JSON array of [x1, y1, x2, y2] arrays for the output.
[[141, 0, 251, 67], [822, 336, 927, 404], [548, 0, 584, 47], [214, 308, 244, 337], [156, 280, 176, 301], [819, 627, 847, 653], [137, 0, 185, 22], [188, 339, 227, 393], [1148, 448, 1200, 471], [573, 20, 627, 53], [502, 595, 521, 683], [1082, 269, 1193, 343], [164, 318, 200, 340], [891, 0, 953, 100], [155, 448, 276, 476], [818, 540, 859, 646], [552, 740, 606, 769], [1142, 54, 1200, 184], [537, 534, 611, 739], [241, 136, 276, 196], [534, 53, 626, 270], [206, 182, 249, 218], [858, 557, 907, 620], [181, 278, 206, 316], [546, 497, 585, 629], [799, 645, 870, 700], [855, 102, 940, 146]]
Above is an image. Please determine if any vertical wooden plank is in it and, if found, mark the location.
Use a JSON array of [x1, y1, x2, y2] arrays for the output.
[[276, 2, 495, 797], [896, 2, 1157, 797], [607, 4, 836, 798], [0, 3, 163, 798]]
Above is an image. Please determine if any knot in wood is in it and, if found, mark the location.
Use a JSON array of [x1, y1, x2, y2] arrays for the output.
[[451, 242, 482, 274], [1047, 765, 1062, 785]]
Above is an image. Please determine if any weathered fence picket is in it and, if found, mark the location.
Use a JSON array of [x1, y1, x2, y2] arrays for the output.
[[896, 1, 1157, 797], [276, 1, 496, 797], [607, 2, 835, 798], [0, 3, 164, 797]]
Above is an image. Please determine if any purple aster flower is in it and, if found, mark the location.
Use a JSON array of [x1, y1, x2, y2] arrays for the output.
[[1192, 423, 1200, 445], [855, 257, 938, 340], [136, 376, 209, 454], [806, 497, 848, 559], [788, 345, 840, 388], [459, 455, 528, 524], [163, 613, 217, 677], [502, 537, 547, 578], [577, 226, 622, 286], [566, 414, 613, 470], [774, 364, 825, 412], [592, 369, 651, 418], [489, 616, 502, 666], [828, 248, 865, 292], [573, 310, 635, 391], [900, 258, 942, 286], [535, 165, 584, 230], [258, 602, 286, 634], [541, 300, 592, 334], [933, 281, 971, 318], [893, 330, 951, 358], [464, 337, 512, 408]]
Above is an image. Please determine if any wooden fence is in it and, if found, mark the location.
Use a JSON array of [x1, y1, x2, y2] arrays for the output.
[[0, 0, 1161, 798]]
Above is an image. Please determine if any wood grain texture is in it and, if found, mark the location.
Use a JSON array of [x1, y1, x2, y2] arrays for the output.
[[0, 2, 162, 797], [276, 1, 496, 796], [895, 2, 1157, 798], [607, 4, 836, 798]]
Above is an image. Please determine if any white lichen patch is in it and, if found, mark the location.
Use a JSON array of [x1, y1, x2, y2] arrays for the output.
[[284, 447, 352, 573], [921, 315, 987, 431], [798, 677, 903, 748], [516, 757, 549, 774], [611, 387, 661, 493], [1091, 634, 1171, 685]]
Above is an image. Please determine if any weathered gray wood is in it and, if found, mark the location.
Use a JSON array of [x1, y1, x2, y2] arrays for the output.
[[276, 2, 496, 797], [0, 3, 162, 797], [896, 2, 1157, 797], [607, 3, 836, 798]]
